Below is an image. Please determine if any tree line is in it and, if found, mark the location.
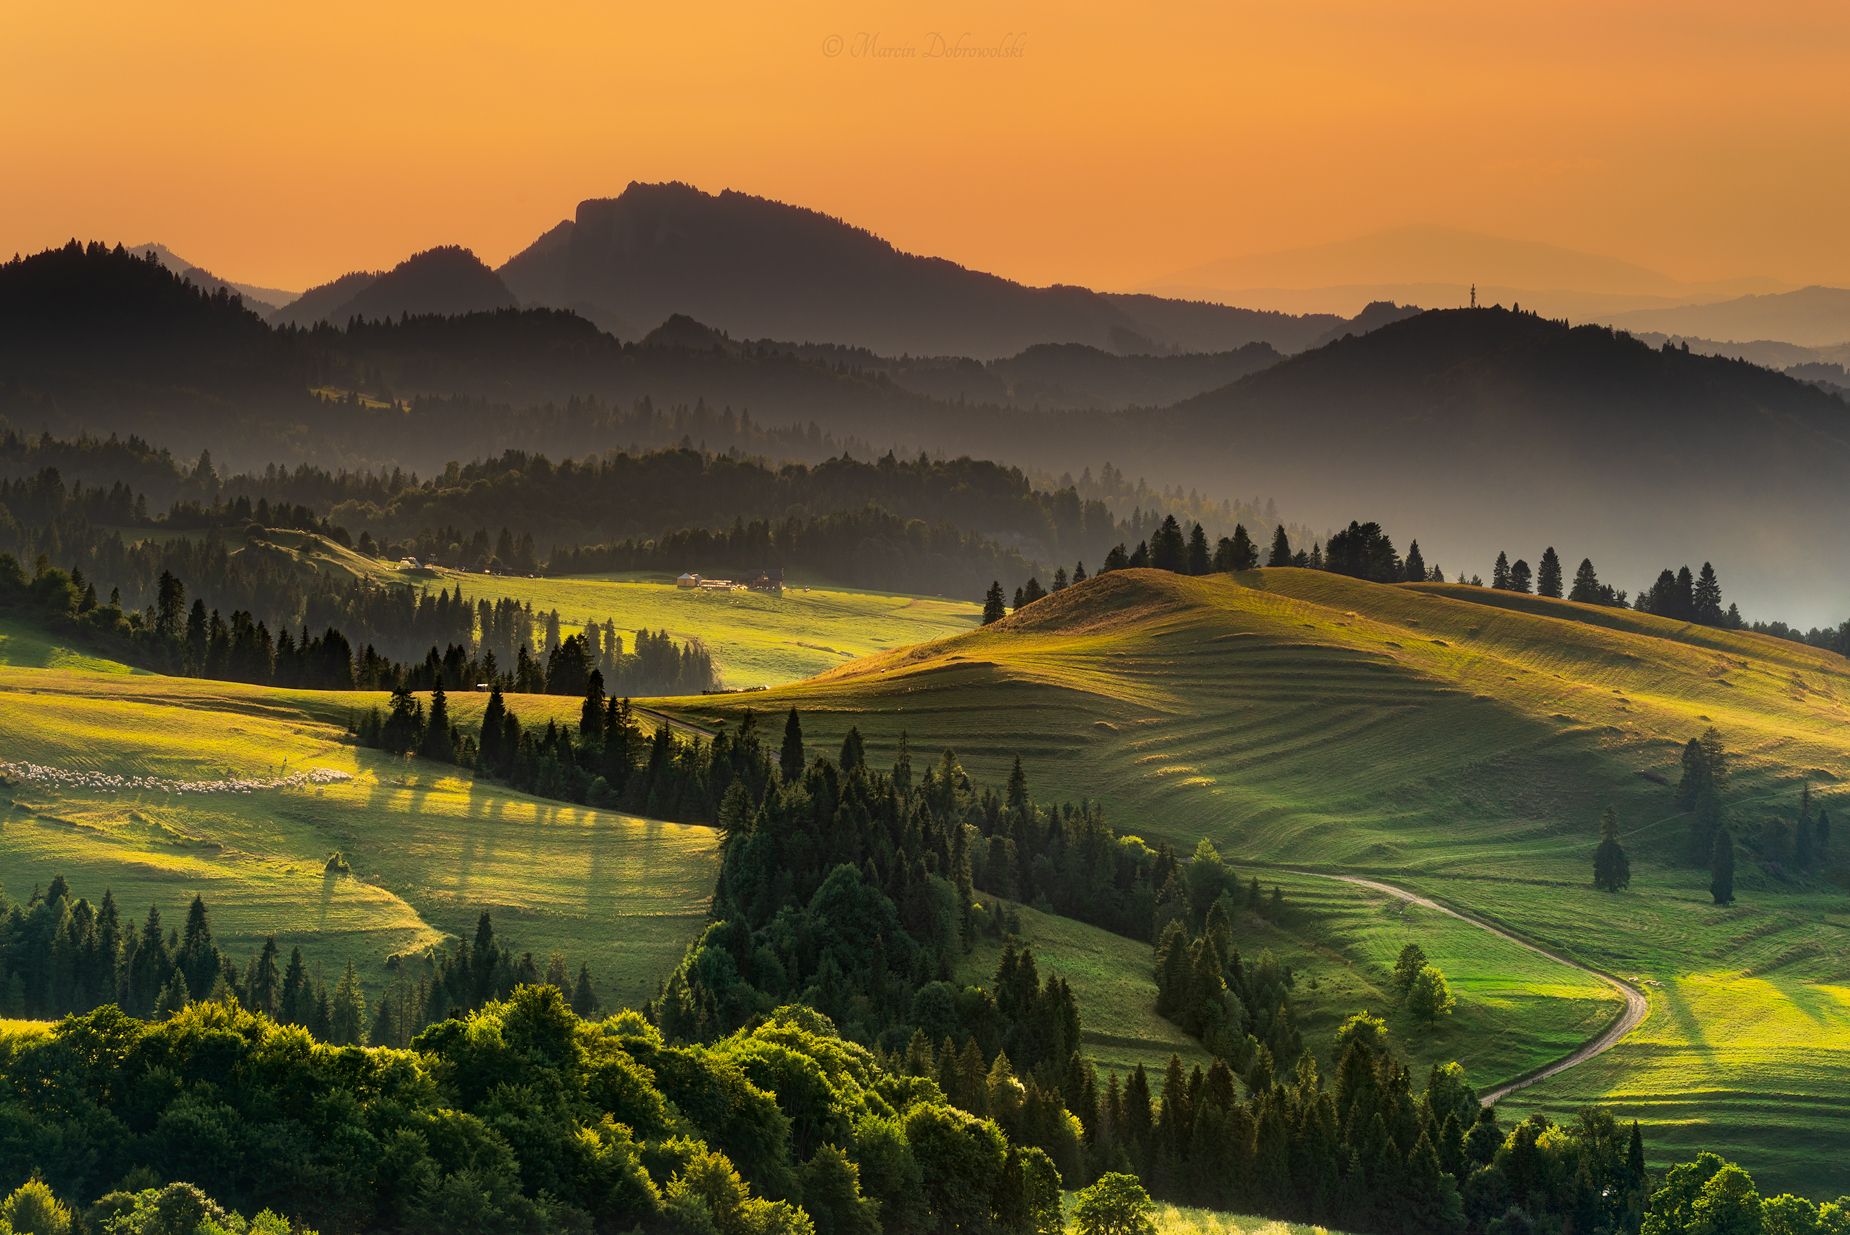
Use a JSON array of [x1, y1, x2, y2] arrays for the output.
[[0, 553, 717, 698], [0, 875, 600, 1047]]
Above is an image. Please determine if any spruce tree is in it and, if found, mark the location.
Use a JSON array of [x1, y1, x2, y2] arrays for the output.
[[1693, 562, 1724, 625], [1492, 552, 1510, 590], [579, 669, 606, 738], [1229, 524, 1258, 571], [419, 684, 453, 761], [1537, 547, 1563, 598], [1593, 807, 1631, 891], [480, 686, 507, 770], [1570, 557, 1601, 604], [1403, 540, 1427, 583], [380, 685, 425, 756], [1392, 942, 1428, 994], [1267, 526, 1292, 568], [1710, 823, 1736, 905], [330, 960, 367, 1046], [1185, 523, 1211, 575], [780, 707, 805, 783], [1151, 516, 1187, 573], [572, 963, 598, 1016], [982, 581, 1007, 624]]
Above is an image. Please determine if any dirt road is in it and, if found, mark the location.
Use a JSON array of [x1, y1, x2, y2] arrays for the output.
[[1301, 872, 1649, 1105]]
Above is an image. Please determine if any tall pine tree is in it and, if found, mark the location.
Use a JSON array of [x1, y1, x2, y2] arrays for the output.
[[1710, 823, 1736, 905], [1593, 807, 1631, 891], [1536, 547, 1563, 598]]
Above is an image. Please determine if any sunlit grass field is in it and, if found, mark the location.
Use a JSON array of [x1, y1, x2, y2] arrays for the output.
[[1147, 1201, 1342, 1235], [222, 528, 984, 687], [670, 568, 1850, 1193], [1062, 1195, 1343, 1235], [0, 645, 719, 1007], [960, 903, 1214, 1079], [958, 876, 1618, 1091], [432, 570, 983, 688]]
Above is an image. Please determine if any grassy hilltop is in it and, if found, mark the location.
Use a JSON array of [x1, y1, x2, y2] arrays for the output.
[[668, 568, 1850, 1193]]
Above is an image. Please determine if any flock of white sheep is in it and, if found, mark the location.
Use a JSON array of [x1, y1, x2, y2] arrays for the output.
[[0, 760, 352, 796]]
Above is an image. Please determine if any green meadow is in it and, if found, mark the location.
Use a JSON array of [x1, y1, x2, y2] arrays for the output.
[[961, 903, 1215, 1080], [0, 645, 719, 1008], [958, 873, 1619, 1093], [429, 569, 980, 688], [670, 567, 1850, 1194], [213, 527, 985, 687], [1063, 1194, 1344, 1235], [7, 561, 1849, 1192]]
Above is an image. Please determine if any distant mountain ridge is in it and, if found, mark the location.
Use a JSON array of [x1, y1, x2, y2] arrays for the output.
[[1146, 224, 1786, 319], [496, 181, 1367, 358], [129, 243, 300, 312], [272, 245, 516, 327], [1605, 286, 1850, 348], [1141, 307, 1850, 623]]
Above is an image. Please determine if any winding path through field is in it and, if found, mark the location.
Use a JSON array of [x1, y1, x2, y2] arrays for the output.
[[1296, 871, 1650, 1105]]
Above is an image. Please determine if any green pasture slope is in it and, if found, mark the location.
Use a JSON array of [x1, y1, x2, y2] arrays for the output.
[[206, 527, 984, 687], [669, 568, 1850, 1194], [0, 639, 719, 1008]]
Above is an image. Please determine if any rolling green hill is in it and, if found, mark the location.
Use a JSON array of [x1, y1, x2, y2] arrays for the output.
[[0, 644, 720, 1007], [668, 567, 1850, 1193]]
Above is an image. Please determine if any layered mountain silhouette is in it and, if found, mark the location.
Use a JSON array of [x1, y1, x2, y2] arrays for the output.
[[1605, 286, 1850, 349], [6, 233, 1849, 620], [1146, 225, 1786, 319], [129, 243, 299, 312], [0, 242, 301, 398], [496, 182, 1361, 357], [272, 245, 516, 327], [1135, 307, 1850, 622]]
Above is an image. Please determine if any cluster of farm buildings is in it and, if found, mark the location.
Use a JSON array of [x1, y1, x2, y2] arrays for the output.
[[675, 569, 784, 594]]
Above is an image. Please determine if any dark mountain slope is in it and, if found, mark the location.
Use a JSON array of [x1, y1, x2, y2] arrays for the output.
[[269, 270, 379, 328], [498, 181, 1350, 357], [1145, 308, 1850, 621], [129, 243, 299, 311], [0, 243, 306, 413], [273, 246, 515, 327]]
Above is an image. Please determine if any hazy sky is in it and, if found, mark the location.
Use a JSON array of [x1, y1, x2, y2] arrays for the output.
[[4, 0, 1847, 293]]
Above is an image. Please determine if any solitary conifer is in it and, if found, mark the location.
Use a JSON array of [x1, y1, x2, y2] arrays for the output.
[[982, 581, 1007, 624], [1593, 807, 1631, 891], [1710, 823, 1736, 905]]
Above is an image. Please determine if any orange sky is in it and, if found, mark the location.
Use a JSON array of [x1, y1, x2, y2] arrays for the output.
[[3, 0, 1847, 294]]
